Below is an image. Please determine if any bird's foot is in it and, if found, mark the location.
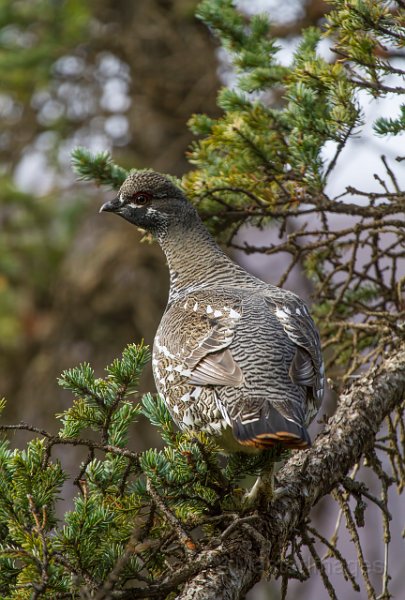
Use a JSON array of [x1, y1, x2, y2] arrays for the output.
[[243, 475, 287, 510], [243, 476, 265, 506]]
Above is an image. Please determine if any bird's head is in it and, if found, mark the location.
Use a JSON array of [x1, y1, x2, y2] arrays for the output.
[[100, 170, 193, 236]]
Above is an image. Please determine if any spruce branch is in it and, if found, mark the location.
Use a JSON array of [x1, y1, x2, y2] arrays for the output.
[[374, 104, 405, 135], [146, 478, 198, 556], [71, 147, 129, 189]]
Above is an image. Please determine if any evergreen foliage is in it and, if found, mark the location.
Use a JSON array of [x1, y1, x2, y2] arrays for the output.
[[374, 103, 405, 135], [0, 344, 284, 597], [71, 148, 129, 190], [188, 0, 403, 219]]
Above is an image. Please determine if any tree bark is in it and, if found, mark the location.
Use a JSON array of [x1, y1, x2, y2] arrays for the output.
[[177, 345, 405, 599]]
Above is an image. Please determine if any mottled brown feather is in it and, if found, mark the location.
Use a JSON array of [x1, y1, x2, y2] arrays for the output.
[[189, 349, 244, 386]]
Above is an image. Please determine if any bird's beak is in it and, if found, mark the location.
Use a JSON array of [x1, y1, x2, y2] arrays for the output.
[[99, 196, 121, 214]]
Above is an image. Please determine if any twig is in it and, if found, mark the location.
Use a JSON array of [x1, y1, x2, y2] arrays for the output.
[[306, 524, 360, 592], [381, 155, 400, 192], [146, 478, 198, 555], [302, 528, 339, 600], [27, 495, 50, 598], [366, 450, 393, 600], [341, 477, 392, 518], [0, 423, 141, 466], [333, 487, 377, 599]]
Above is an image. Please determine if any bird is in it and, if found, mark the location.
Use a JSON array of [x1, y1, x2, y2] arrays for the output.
[[100, 170, 324, 462]]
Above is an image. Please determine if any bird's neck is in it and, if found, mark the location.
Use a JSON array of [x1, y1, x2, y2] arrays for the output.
[[156, 218, 256, 301]]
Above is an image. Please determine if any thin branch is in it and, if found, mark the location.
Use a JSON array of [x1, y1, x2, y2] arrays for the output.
[[146, 478, 198, 556], [301, 529, 339, 600], [333, 487, 377, 599], [306, 524, 360, 592], [324, 121, 357, 179], [0, 424, 141, 466]]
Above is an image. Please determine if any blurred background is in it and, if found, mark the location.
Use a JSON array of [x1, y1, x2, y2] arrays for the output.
[[0, 0, 404, 598], [0, 0, 221, 431]]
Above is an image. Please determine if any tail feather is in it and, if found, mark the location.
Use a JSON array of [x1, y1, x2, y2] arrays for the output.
[[233, 405, 311, 450]]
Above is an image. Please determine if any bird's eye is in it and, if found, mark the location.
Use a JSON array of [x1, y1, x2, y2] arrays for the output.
[[132, 192, 152, 205]]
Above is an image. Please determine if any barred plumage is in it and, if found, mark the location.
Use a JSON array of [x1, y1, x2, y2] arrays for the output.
[[100, 170, 325, 452]]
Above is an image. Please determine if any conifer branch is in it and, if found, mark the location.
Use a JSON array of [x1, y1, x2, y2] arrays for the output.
[[0, 423, 141, 465], [146, 478, 198, 556], [71, 147, 129, 189]]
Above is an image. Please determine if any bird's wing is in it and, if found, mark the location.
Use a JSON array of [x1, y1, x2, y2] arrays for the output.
[[188, 348, 244, 386], [155, 292, 245, 390], [184, 313, 244, 387], [266, 294, 324, 406]]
